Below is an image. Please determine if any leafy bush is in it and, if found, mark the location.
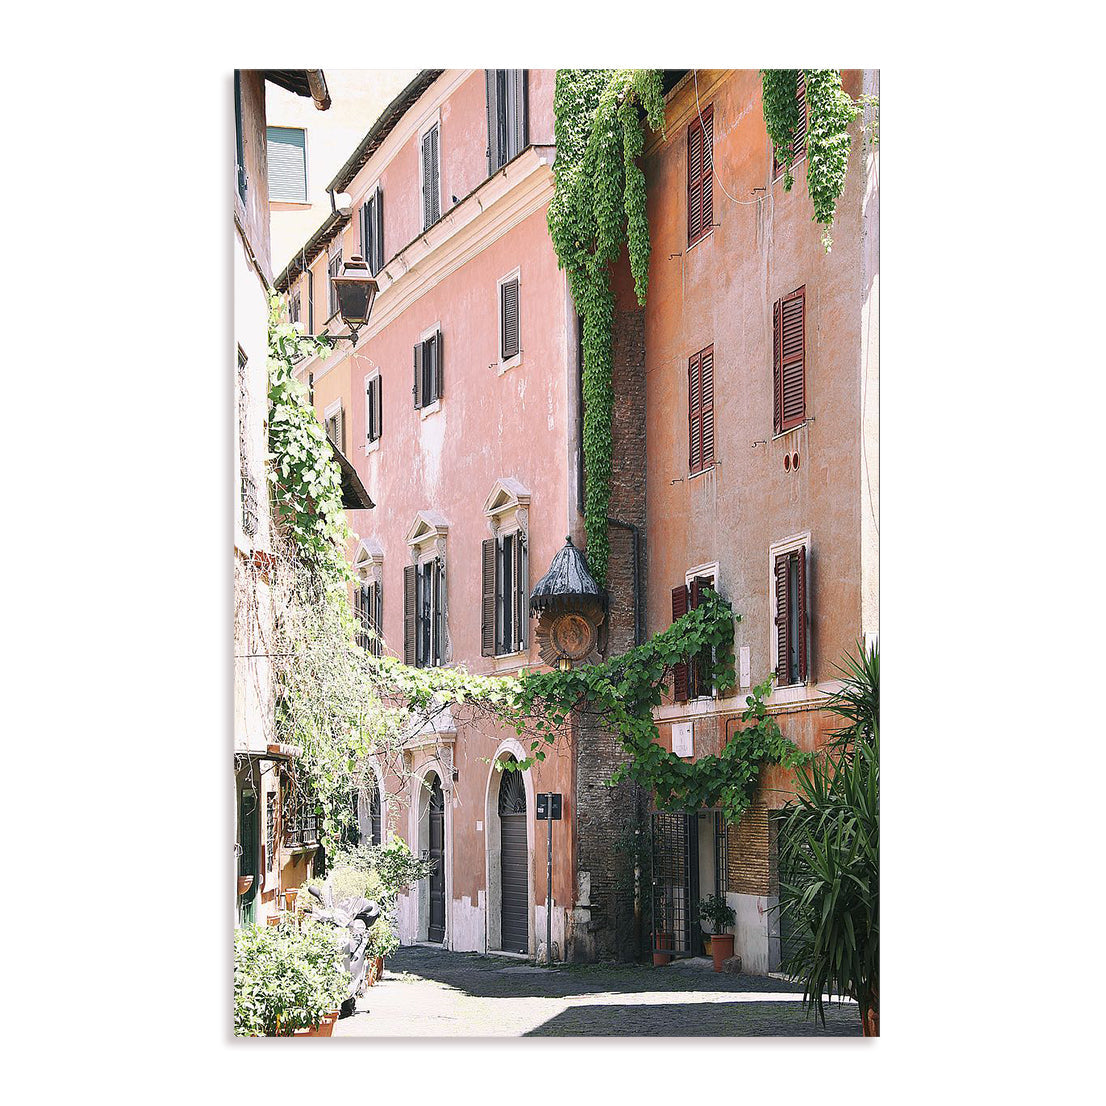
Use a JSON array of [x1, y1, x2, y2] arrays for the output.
[[366, 914, 400, 960], [328, 837, 432, 905], [298, 865, 384, 913], [234, 922, 348, 1036], [698, 892, 736, 934], [776, 642, 879, 1034]]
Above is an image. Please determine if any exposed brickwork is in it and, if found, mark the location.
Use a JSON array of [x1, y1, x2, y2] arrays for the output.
[[569, 259, 648, 963]]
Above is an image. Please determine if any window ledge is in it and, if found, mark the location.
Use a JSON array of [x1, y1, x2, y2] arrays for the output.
[[419, 399, 441, 419], [772, 421, 810, 442], [688, 463, 717, 480], [365, 438, 380, 455], [687, 228, 714, 252], [496, 354, 522, 376]]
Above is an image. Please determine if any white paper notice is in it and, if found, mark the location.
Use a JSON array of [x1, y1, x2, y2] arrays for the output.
[[740, 645, 751, 688]]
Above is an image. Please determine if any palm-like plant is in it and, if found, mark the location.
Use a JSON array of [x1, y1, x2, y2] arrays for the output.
[[777, 641, 879, 1035]]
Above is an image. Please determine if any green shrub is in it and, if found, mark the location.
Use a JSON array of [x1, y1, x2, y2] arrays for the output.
[[698, 892, 736, 933], [234, 922, 348, 1036]]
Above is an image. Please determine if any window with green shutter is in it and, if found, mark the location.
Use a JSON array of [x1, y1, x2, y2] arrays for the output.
[[267, 126, 307, 203]]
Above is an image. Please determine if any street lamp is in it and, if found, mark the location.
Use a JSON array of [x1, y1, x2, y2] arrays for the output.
[[327, 253, 378, 342]]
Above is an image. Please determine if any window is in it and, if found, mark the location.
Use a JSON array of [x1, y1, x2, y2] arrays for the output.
[[482, 530, 528, 656], [405, 558, 445, 667], [499, 272, 520, 362], [481, 479, 531, 657], [688, 345, 715, 474], [771, 536, 810, 686], [354, 579, 383, 656], [361, 186, 385, 276], [234, 70, 247, 202], [688, 103, 714, 245], [307, 269, 315, 333], [267, 126, 307, 203], [289, 289, 301, 327], [365, 373, 382, 445], [420, 123, 441, 230], [671, 569, 719, 702], [324, 401, 345, 452], [265, 792, 276, 871], [307, 372, 314, 406], [413, 329, 443, 408], [485, 70, 528, 174], [367, 782, 383, 846], [283, 777, 318, 847], [327, 247, 342, 319], [772, 286, 806, 433], [772, 72, 808, 179]]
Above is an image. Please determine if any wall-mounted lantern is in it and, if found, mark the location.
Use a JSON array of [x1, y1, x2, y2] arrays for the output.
[[529, 536, 607, 671]]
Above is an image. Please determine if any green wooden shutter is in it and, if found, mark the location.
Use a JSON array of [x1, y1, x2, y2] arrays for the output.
[[267, 127, 307, 203], [413, 342, 423, 408]]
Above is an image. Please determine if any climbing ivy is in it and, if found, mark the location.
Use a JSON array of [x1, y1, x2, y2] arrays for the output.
[[547, 69, 665, 588], [762, 69, 868, 251], [510, 589, 808, 823], [266, 294, 351, 592]]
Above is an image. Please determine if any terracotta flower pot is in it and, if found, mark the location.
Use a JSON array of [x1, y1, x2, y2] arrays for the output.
[[374, 955, 384, 981], [653, 931, 675, 966], [710, 933, 735, 972], [237, 875, 254, 897], [283, 888, 298, 912], [703, 936, 713, 957]]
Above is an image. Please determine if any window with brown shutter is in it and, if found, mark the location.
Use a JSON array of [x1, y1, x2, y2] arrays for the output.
[[413, 332, 442, 409], [772, 286, 805, 433], [688, 103, 714, 246], [486, 70, 528, 175], [481, 538, 496, 656], [688, 345, 715, 474], [421, 124, 440, 230], [361, 186, 385, 276], [671, 584, 690, 702], [325, 406, 345, 453], [483, 530, 528, 657], [366, 375, 381, 444], [772, 72, 808, 179], [501, 276, 520, 360], [408, 557, 445, 667], [774, 545, 809, 685]]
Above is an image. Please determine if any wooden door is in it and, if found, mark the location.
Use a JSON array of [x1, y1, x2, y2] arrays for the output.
[[498, 770, 528, 954], [427, 775, 446, 943]]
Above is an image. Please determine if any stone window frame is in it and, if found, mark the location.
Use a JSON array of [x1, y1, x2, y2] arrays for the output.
[[405, 511, 450, 666], [482, 479, 531, 661]]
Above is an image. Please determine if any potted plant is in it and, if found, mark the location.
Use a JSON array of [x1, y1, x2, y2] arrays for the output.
[[699, 892, 736, 972], [237, 874, 254, 897], [234, 922, 347, 1037]]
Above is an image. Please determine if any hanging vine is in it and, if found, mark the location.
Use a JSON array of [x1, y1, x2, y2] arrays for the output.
[[547, 69, 665, 588], [510, 589, 808, 823], [762, 69, 871, 251]]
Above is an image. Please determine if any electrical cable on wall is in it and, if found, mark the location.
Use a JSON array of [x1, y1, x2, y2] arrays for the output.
[[693, 70, 765, 207]]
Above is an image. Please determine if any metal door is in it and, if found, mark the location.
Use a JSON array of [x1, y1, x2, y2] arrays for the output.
[[237, 789, 259, 925], [498, 770, 528, 954], [650, 811, 699, 956], [427, 774, 446, 943]]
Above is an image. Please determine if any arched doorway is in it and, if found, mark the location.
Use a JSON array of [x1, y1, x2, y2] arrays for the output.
[[498, 767, 528, 954], [426, 773, 446, 944]]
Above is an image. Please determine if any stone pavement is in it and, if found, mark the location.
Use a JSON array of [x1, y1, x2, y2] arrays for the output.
[[333, 944, 861, 1037]]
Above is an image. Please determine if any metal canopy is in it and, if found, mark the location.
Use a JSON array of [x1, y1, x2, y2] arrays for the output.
[[330, 442, 374, 510], [528, 535, 604, 616]]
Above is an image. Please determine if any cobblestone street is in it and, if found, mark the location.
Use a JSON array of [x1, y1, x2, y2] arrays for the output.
[[333, 945, 861, 1037]]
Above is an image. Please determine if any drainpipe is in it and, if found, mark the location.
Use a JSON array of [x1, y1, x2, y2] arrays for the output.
[[607, 516, 643, 647]]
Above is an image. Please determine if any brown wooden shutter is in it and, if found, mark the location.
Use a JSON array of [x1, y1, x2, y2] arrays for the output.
[[434, 328, 443, 400], [353, 583, 362, 647], [403, 564, 417, 665], [501, 278, 519, 359], [413, 342, 423, 408], [797, 545, 808, 683], [373, 375, 382, 440], [307, 270, 314, 333], [671, 584, 690, 702], [774, 552, 790, 684], [772, 299, 783, 434], [700, 106, 713, 236], [422, 129, 435, 229], [432, 558, 444, 665], [508, 70, 528, 158], [374, 579, 383, 657], [688, 350, 701, 473], [373, 187, 384, 275], [361, 197, 372, 262], [515, 531, 528, 649], [780, 286, 805, 431], [336, 406, 345, 452], [481, 538, 496, 656], [485, 70, 500, 175], [700, 345, 715, 468], [688, 116, 703, 244], [773, 72, 808, 179]]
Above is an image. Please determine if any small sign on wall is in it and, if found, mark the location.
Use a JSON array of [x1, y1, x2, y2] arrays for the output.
[[739, 645, 751, 689], [672, 721, 693, 758]]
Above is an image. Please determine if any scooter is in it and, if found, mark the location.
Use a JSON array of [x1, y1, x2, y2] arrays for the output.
[[306, 884, 381, 1017]]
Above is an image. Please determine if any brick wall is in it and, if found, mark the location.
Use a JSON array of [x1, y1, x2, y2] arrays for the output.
[[726, 802, 772, 896], [569, 258, 649, 962]]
